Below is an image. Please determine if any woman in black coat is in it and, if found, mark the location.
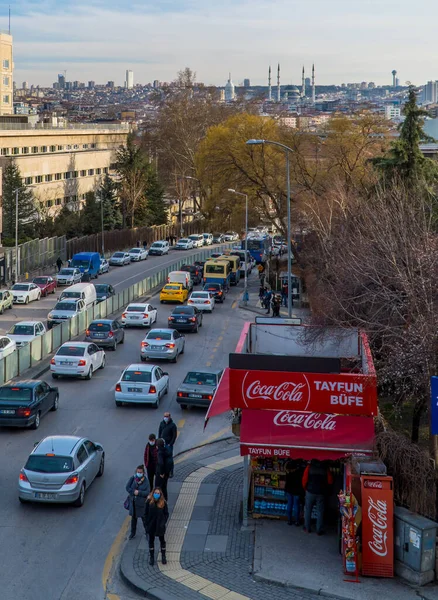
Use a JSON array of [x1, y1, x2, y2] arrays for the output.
[[144, 487, 169, 565], [155, 438, 173, 501], [125, 464, 150, 539]]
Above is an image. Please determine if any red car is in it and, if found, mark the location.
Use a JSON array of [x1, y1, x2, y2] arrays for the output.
[[32, 276, 57, 297]]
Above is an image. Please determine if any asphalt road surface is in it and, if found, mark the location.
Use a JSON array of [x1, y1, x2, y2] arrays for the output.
[[0, 250, 252, 600]]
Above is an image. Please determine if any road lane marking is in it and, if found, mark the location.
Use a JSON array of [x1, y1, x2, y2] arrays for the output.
[[231, 300, 237, 309], [206, 361, 212, 367], [102, 516, 130, 596], [218, 336, 223, 341], [176, 419, 185, 440]]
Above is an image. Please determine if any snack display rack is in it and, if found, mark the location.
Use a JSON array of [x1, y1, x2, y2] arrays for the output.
[[250, 456, 288, 519]]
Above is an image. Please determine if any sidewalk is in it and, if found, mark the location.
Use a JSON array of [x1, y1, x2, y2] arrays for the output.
[[238, 276, 310, 322]]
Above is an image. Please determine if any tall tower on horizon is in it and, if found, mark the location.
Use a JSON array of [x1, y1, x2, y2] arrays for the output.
[[276, 63, 281, 103], [126, 69, 134, 89], [392, 70, 397, 88], [312, 64, 316, 104], [268, 65, 272, 101], [301, 66, 305, 97]]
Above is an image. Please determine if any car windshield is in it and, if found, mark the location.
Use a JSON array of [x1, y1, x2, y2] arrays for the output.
[[184, 372, 218, 386], [25, 455, 74, 473], [164, 285, 180, 290], [178, 239, 188, 244], [188, 236, 199, 240], [0, 387, 32, 402], [126, 305, 145, 312], [12, 284, 29, 291], [33, 277, 49, 284], [94, 285, 109, 293], [88, 323, 111, 332], [9, 325, 35, 335], [203, 234, 210, 238], [191, 292, 208, 298], [100, 260, 107, 265], [61, 291, 80, 299], [147, 331, 172, 340], [205, 264, 225, 274], [54, 302, 77, 311], [59, 269, 74, 275], [151, 243, 163, 248], [113, 252, 124, 258], [129, 248, 140, 253], [122, 370, 152, 383], [173, 307, 194, 314], [56, 346, 85, 357], [71, 259, 90, 268]]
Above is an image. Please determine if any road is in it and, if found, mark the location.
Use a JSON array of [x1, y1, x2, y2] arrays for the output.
[[0, 245, 252, 600]]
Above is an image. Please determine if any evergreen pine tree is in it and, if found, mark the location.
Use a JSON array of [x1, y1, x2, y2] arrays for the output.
[[98, 174, 122, 230], [2, 160, 36, 241], [80, 192, 101, 235], [145, 167, 167, 225]]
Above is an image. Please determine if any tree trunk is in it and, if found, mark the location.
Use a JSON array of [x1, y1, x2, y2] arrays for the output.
[[411, 397, 426, 443]]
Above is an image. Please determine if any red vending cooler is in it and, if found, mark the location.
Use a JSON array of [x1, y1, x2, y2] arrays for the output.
[[360, 475, 394, 577]]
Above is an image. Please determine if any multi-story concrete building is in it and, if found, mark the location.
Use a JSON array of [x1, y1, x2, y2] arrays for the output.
[[126, 70, 134, 89], [0, 123, 130, 224], [0, 32, 13, 115]]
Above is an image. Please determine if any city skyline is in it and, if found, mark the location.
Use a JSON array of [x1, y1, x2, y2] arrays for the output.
[[4, 0, 438, 87]]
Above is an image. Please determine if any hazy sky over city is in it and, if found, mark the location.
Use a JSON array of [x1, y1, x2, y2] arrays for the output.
[[3, 0, 436, 87]]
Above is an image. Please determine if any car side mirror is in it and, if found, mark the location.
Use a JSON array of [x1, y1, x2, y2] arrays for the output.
[[162, 372, 168, 376], [33, 441, 39, 448], [95, 443, 103, 451]]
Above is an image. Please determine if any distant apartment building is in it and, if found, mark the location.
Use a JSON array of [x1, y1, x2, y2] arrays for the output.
[[0, 123, 130, 224], [279, 116, 297, 128], [244, 78, 251, 88], [0, 32, 13, 115], [384, 105, 402, 120], [126, 70, 134, 89], [423, 81, 438, 104]]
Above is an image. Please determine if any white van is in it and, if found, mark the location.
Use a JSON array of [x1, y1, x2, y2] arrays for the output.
[[167, 271, 193, 291], [188, 234, 204, 248], [59, 282, 97, 308], [203, 233, 213, 246]]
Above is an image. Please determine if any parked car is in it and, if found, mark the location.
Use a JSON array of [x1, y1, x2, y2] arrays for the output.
[[8, 321, 46, 347], [50, 341, 105, 380], [85, 319, 124, 350], [148, 241, 169, 256], [223, 231, 239, 242], [32, 276, 57, 297], [212, 233, 224, 243], [47, 299, 86, 329], [0, 380, 58, 430], [55, 268, 82, 286], [140, 328, 185, 363], [109, 252, 131, 266], [99, 258, 109, 274], [188, 234, 204, 248], [115, 364, 169, 408], [0, 290, 13, 313], [128, 247, 148, 261], [203, 282, 225, 303], [180, 264, 202, 285], [0, 335, 16, 359], [121, 303, 158, 328], [10, 283, 41, 304], [159, 283, 188, 304], [188, 291, 215, 312], [175, 238, 194, 250], [18, 435, 104, 506], [94, 283, 116, 303], [202, 233, 213, 246], [176, 369, 223, 409], [168, 305, 203, 333]]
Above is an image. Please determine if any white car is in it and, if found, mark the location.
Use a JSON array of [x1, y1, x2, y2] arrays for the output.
[[223, 231, 239, 242], [50, 342, 105, 380], [99, 258, 109, 274], [188, 234, 204, 248], [0, 335, 16, 359], [55, 268, 82, 286], [148, 241, 169, 256], [8, 321, 46, 347], [128, 248, 148, 262], [10, 283, 42, 304], [203, 233, 213, 246], [109, 252, 131, 266], [188, 291, 215, 313], [115, 363, 169, 408], [121, 303, 158, 328], [175, 238, 194, 250]]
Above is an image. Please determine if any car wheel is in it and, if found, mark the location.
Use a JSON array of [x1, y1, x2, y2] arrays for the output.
[[97, 454, 105, 477], [153, 396, 159, 409], [140, 356, 147, 362], [164, 383, 169, 396], [112, 340, 117, 351], [100, 356, 106, 369], [180, 404, 188, 410], [200, 319, 203, 327], [37, 293, 41, 301], [115, 400, 123, 407], [181, 342, 185, 354], [73, 483, 86, 507], [0, 306, 3, 315], [120, 334, 125, 344], [86, 366, 93, 380], [25, 297, 29, 304], [31, 411, 41, 430], [19, 497, 29, 504], [8, 302, 12, 309], [172, 352, 178, 363], [52, 373, 58, 379], [52, 288, 56, 294], [160, 300, 164, 304], [194, 324, 199, 333], [51, 395, 59, 411]]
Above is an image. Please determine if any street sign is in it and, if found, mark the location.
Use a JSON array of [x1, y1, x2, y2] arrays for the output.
[[431, 377, 438, 435]]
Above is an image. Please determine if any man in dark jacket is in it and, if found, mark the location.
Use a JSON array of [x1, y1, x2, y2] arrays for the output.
[[156, 438, 173, 500], [125, 465, 150, 539], [285, 461, 304, 526], [158, 412, 177, 454], [144, 433, 158, 490], [302, 459, 333, 535]]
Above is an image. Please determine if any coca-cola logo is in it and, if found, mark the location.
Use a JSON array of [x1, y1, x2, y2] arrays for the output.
[[364, 480, 382, 489], [367, 497, 388, 557], [242, 372, 311, 410], [273, 411, 337, 430]]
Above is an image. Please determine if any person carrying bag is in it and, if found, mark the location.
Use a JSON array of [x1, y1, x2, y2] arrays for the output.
[[125, 464, 150, 540]]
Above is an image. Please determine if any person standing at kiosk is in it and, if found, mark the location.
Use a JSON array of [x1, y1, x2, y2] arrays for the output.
[[302, 459, 333, 535]]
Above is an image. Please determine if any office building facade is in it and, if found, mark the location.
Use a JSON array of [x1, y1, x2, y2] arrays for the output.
[[0, 32, 13, 115]]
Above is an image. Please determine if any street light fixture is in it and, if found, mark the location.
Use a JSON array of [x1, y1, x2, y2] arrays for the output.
[[246, 139, 293, 317], [227, 188, 249, 305]]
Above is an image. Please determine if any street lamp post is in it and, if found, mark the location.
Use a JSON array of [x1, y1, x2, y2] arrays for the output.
[[227, 189, 248, 305], [246, 139, 293, 318]]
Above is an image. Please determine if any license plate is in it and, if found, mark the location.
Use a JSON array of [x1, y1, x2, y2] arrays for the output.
[[129, 316, 141, 320], [177, 319, 185, 323], [0, 409, 15, 414], [93, 333, 105, 338], [151, 345, 163, 350], [60, 361, 73, 365], [128, 387, 142, 393], [35, 492, 56, 500], [189, 394, 203, 398]]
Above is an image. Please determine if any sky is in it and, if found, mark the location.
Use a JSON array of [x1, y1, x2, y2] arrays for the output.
[[2, 0, 437, 88]]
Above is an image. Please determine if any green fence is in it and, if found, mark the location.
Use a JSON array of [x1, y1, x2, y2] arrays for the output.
[[0, 244, 231, 383]]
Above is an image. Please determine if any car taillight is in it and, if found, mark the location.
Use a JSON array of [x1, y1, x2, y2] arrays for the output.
[[78, 359, 86, 366], [177, 392, 187, 398], [141, 341, 149, 348], [204, 300, 210, 304], [115, 383, 122, 392], [165, 343, 175, 349], [189, 317, 196, 322], [188, 300, 193, 303], [108, 331, 114, 338], [17, 407, 31, 417], [168, 316, 174, 321], [85, 329, 90, 336], [64, 473, 79, 485], [149, 385, 157, 394], [50, 358, 56, 365], [122, 313, 126, 318], [143, 313, 149, 318], [19, 470, 28, 482], [203, 395, 213, 400]]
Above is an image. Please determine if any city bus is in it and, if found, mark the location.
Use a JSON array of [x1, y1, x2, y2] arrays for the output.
[[218, 255, 241, 285], [203, 259, 232, 289], [242, 235, 271, 264]]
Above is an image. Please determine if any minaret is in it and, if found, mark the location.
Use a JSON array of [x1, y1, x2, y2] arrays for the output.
[[301, 66, 305, 98], [268, 65, 272, 101], [311, 63, 315, 104], [276, 63, 281, 103]]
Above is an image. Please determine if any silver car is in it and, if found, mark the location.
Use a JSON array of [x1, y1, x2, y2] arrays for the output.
[[109, 252, 130, 266], [55, 268, 82, 286], [140, 328, 185, 363], [176, 369, 223, 409], [47, 299, 86, 329], [18, 435, 104, 506]]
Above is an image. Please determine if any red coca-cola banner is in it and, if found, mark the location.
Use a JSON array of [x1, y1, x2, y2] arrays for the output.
[[240, 409, 375, 459], [229, 368, 377, 416]]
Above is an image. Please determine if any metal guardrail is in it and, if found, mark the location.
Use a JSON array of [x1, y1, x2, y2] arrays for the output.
[[0, 244, 231, 384]]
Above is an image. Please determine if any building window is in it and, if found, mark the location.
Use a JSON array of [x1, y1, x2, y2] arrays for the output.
[[50, 145, 56, 152], [41, 146, 47, 153], [3, 59, 9, 69], [24, 176, 33, 185], [22, 147, 29, 154], [80, 170, 86, 176], [35, 176, 43, 184], [65, 172, 71, 179], [96, 168, 102, 175], [73, 144, 79, 149], [73, 171, 78, 178], [90, 143, 96, 149], [1, 148, 9, 155], [45, 174, 53, 182], [67, 145, 72, 150], [32, 146, 38, 153], [82, 144, 88, 149], [57, 145, 63, 151], [55, 173, 62, 181], [88, 169, 94, 176], [3, 76, 9, 86], [63, 196, 70, 204], [45, 200, 53, 208], [12, 147, 19, 155], [55, 198, 62, 205], [71, 195, 78, 202], [103, 167, 109, 174], [2, 95, 10, 104]]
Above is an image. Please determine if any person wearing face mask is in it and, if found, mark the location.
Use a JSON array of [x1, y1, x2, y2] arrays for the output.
[[144, 487, 169, 566], [125, 465, 150, 540], [144, 433, 158, 490], [155, 438, 173, 501], [158, 412, 177, 454]]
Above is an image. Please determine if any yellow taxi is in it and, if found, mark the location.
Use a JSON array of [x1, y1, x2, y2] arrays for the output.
[[160, 283, 188, 304]]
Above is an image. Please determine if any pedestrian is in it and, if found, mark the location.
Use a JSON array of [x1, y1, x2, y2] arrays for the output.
[[136, 240, 140, 247], [285, 461, 304, 526], [281, 282, 288, 307], [263, 289, 272, 314], [56, 256, 63, 272], [272, 294, 281, 317], [144, 433, 158, 490], [143, 240, 148, 250], [156, 438, 173, 501], [302, 459, 333, 535], [259, 285, 265, 301], [144, 487, 169, 566], [158, 412, 177, 455], [125, 464, 150, 540]]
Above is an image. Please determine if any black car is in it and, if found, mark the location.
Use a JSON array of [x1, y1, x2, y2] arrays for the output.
[[84, 319, 125, 350], [94, 283, 116, 303], [181, 264, 202, 285], [212, 233, 224, 243], [194, 260, 205, 275], [0, 380, 58, 429], [168, 306, 203, 333], [203, 282, 225, 303]]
